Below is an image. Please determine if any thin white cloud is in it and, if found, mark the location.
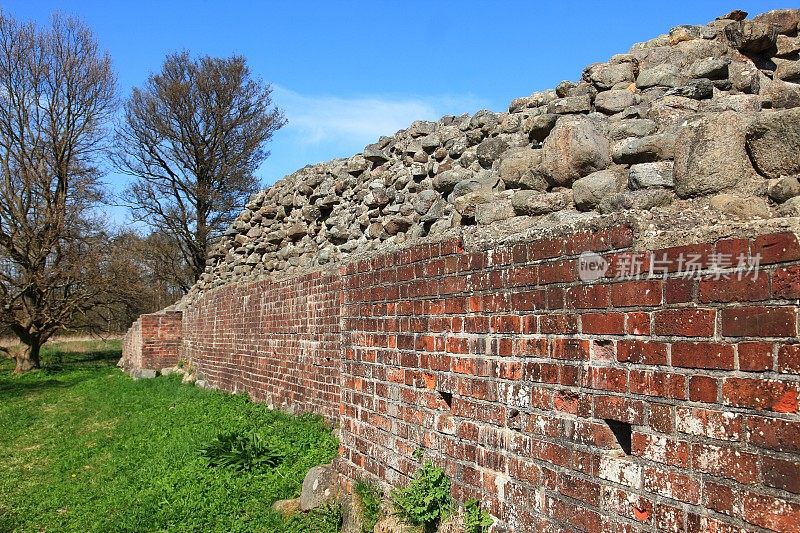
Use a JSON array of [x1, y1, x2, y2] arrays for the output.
[[271, 85, 489, 147]]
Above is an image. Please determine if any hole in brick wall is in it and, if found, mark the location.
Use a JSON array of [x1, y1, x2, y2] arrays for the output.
[[605, 419, 632, 455], [508, 408, 521, 431], [460, 216, 476, 227], [438, 390, 453, 408]]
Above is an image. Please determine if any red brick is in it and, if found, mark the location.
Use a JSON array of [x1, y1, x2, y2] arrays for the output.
[[671, 342, 734, 370], [565, 284, 609, 309], [721, 306, 797, 338], [698, 274, 769, 303], [617, 339, 668, 365], [651, 243, 712, 274], [773, 265, 800, 299], [675, 407, 742, 441], [723, 378, 798, 412], [763, 455, 800, 494], [753, 231, 800, 264], [629, 370, 686, 399], [703, 481, 735, 515], [743, 493, 800, 532], [643, 466, 701, 504], [586, 366, 628, 393], [537, 259, 576, 284], [540, 313, 578, 334], [654, 308, 715, 337], [664, 278, 694, 304], [593, 395, 644, 424], [625, 312, 650, 335], [581, 312, 625, 334], [551, 339, 590, 360], [748, 417, 800, 453], [691, 443, 759, 483], [689, 375, 718, 403], [610, 280, 662, 307], [737, 341, 774, 372], [778, 344, 800, 374], [631, 433, 688, 467]]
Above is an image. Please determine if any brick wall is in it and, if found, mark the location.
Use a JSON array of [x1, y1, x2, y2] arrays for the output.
[[127, 223, 800, 532], [181, 271, 341, 423], [338, 225, 800, 533], [120, 311, 183, 375]]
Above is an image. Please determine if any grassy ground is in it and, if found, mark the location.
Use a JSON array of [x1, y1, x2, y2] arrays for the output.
[[0, 340, 341, 532]]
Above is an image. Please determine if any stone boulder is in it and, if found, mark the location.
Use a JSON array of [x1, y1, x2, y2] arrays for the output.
[[497, 147, 547, 190], [629, 162, 674, 189], [540, 115, 611, 186], [511, 190, 573, 216], [300, 464, 339, 512], [476, 137, 509, 168], [673, 111, 755, 198], [572, 167, 628, 211], [746, 107, 800, 180]]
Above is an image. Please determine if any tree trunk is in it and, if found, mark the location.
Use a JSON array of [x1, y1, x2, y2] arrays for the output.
[[14, 342, 41, 373]]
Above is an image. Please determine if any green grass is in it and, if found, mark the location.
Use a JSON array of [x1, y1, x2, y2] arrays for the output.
[[0, 340, 341, 532]]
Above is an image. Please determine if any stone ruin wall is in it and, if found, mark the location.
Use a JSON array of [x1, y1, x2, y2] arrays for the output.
[[121, 10, 800, 532]]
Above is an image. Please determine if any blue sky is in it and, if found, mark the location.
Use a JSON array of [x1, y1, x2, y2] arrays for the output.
[[1, 0, 793, 224]]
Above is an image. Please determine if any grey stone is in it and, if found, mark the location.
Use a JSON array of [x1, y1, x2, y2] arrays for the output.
[[775, 35, 800, 57], [629, 162, 675, 189], [724, 21, 779, 52], [611, 133, 675, 164], [475, 198, 515, 225], [585, 62, 637, 90], [448, 171, 500, 202], [774, 58, 800, 82], [363, 144, 390, 164], [497, 147, 547, 190], [608, 119, 657, 140], [598, 189, 674, 213], [778, 196, 800, 216], [709, 194, 771, 219], [752, 9, 800, 35], [728, 61, 761, 94], [453, 191, 493, 218], [595, 90, 639, 114], [541, 115, 611, 186], [528, 113, 559, 141], [511, 189, 573, 216], [364, 188, 392, 207], [572, 168, 628, 211], [547, 94, 592, 114], [265, 229, 287, 243], [674, 111, 755, 197], [383, 216, 413, 236], [414, 190, 441, 215], [686, 57, 730, 79], [665, 78, 714, 99], [300, 464, 339, 511], [476, 137, 509, 168], [746, 107, 800, 179], [432, 168, 471, 193], [636, 64, 684, 89], [703, 94, 761, 113], [768, 176, 800, 203]]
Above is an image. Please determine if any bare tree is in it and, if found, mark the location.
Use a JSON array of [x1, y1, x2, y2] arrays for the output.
[[114, 52, 286, 284], [0, 12, 116, 372]]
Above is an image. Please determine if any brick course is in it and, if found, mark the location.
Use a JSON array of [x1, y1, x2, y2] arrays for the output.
[[123, 225, 800, 532]]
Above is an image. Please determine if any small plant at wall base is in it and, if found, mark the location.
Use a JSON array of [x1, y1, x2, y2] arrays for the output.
[[464, 499, 494, 533], [391, 460, 452, 533], [354, 479, 382, 533], [201, 430, 283, 472]]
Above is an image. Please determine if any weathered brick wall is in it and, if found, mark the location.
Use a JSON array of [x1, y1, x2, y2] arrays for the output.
[[127, 222, 800, 532], [120, 311, 183, 375], [181, 271, 341, 423], [338, 225, 800, 532]]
